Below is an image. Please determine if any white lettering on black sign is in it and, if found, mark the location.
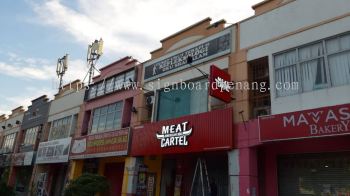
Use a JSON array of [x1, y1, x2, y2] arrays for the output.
[[156, 121, 192, 148], [144, 33, 231, 80]]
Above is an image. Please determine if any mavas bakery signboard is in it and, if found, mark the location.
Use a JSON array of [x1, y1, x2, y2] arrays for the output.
[[259, 103, 350, 142], [70, 128, 130, 159]]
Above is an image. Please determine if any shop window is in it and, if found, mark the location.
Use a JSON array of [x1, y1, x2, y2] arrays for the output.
[[278, 153, 350, 196], [249, 57, 271, 118], [86, 69, 136, 100], [124, 70, 135, 87], [274, 31, 350, 97], [90, 101, 123, 134], [114, 75, 125, 91], [156, 79, 208, 121], [2, 133, 16, 152], [49, 116, 72, 141], [70, 114, 78, 136], [88, 85, 97, 99], [96, 82, 105, 96], [105, 77, 115, 93], [23, 126, 40, 146]]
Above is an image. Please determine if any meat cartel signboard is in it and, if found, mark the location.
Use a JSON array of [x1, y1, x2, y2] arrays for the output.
[[143, 29, 231, 82], [131, 108, 233, 156], [156, 122, 192, 148], [70, 128, 130, 159], [259, 103, 350, 142]]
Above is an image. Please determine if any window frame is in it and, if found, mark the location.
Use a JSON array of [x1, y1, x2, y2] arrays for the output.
[[2, 133, 16, 152], [154, 77, 209, 121], [23, 126, 40, 146], [49, 115, 73, 141], [89, 101, 124, 134], [87, 68, 136, 100], [273, 31, 350, 97]]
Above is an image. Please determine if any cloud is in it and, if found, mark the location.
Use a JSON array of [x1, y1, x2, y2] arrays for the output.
[[0, 86, 56, 115], [0, 52, 89, 82], [30, 0, 262, 61], [0, 62, 53, 80], [0, 0, 264, 115]]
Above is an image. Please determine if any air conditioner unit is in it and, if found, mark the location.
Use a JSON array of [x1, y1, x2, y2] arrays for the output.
[[253, 106, 271, 117], [146, 96, 154, 106]]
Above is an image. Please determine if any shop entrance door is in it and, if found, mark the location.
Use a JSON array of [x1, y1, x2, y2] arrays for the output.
[[278, 152, 350, 196], [50, 164, 68, 196], [160, 159, 176, 196], [104, 162, 125, 196]]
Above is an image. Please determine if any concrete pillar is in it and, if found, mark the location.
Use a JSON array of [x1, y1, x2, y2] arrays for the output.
[[228, 149, 239, 196], [228, 148, 259, 196], [122, 157, 141, 196], [7, 165, 16, 187], [68, 160, 83, 180]]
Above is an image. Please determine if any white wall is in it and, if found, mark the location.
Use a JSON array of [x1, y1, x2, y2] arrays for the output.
[[247, 16, 350, 114], [1, 113, 24, 136], [166, 35, 204, 53], [48, 89, 84, 122], [240, 0, 350, 49]]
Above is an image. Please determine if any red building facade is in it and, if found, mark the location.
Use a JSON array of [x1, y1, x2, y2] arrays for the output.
[[69, 56, 142, 196]]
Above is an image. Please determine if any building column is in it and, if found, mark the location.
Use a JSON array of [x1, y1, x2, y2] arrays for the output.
[[7, 165, 16, 187], [228, 147, 259, 196], [68, 160, 83, 180], [122, 157, 140, 196], [228, 149, 239, 196]]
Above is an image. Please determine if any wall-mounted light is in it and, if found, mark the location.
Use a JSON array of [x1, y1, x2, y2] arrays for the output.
[[186, 56, 208, 77], [132, 107, 138, 113], [1, 126, 5, 130], [16, 120, 21, 125], [7, 123, 12, 128]]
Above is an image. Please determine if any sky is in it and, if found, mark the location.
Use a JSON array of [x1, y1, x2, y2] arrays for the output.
[[0, 0, 262, 115]]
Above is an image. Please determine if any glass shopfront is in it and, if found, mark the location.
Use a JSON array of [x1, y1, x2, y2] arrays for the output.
[[156, 79, 208, 121], [278, 152, 350, 196]]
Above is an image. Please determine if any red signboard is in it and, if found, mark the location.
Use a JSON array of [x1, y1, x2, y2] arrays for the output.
[[209, 65, 231, 103], [259, 103, 350, 142], [70, 128, 130, 159], [131, 108, 233, 156]]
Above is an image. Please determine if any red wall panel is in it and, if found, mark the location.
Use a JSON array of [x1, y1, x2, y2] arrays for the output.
[[131, 108, 233, 156]]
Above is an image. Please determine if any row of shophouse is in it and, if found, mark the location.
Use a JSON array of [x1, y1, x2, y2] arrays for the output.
[[1, 0, 350, 195]]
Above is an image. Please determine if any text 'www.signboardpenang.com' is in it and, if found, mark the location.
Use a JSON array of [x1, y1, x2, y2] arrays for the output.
[[144, 30, 231, 81]]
